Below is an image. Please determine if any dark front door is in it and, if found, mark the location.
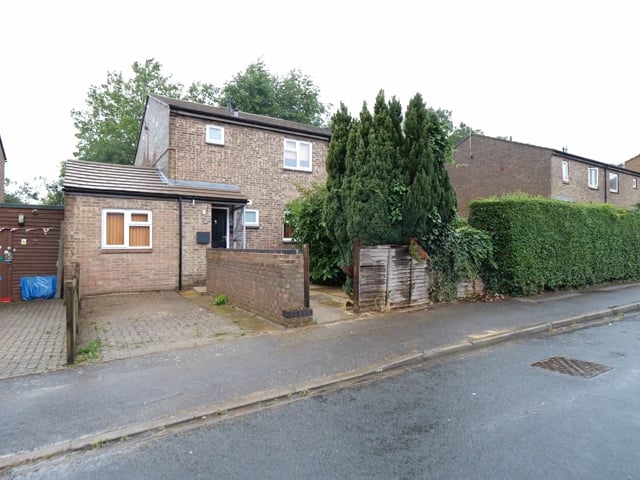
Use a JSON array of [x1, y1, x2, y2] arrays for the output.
[[0, 231, 13, 299], [212, 208, 228, 248]]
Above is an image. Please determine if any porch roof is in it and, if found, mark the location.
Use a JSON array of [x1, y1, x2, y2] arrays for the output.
[[63, 160, 248, 204]]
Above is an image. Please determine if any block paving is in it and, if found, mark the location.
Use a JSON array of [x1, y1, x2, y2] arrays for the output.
[[0, 299, 66, 380]]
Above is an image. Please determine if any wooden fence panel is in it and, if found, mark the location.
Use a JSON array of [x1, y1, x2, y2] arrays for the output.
[[356, 244, 432, 313]]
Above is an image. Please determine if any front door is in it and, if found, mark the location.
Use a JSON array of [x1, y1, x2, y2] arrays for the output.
[[0, 231, 13, 300], [211, 208, 228, 248]]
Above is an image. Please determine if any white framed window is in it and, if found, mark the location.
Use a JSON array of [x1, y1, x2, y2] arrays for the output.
[[244, 209, 259, 227], [284, 139, 312, 172], [633, 178, 638, 190], [102, 209, 152, 249], [588, 168, 599, 189], [561, 160, 569, 183], [206, 125, 225, 145], [609, 172, 619, 193]]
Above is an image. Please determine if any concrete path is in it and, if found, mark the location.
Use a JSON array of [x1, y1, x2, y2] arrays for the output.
[[2, 281, 640, 470]]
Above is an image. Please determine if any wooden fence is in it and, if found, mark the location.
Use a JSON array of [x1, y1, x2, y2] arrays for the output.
[[353, 241, 431, 313]]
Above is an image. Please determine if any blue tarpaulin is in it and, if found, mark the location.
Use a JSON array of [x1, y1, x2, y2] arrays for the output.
[[20, 276, 57, 301]]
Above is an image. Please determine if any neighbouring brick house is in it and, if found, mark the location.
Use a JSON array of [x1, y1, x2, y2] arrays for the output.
[[448, 135, 640, 217], [64, 95, 330, 296], [625, 153, 640, 172]]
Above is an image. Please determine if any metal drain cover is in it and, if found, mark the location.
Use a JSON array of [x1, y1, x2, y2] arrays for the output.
[[531, 356, 612, 378]]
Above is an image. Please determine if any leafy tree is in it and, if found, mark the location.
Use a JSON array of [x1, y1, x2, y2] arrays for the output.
[[4, 177, 45, 204], [72, 59, 218, 165], [324, 103, 353, 268], [325, 91, 459, 289], [284, 183, 344, 284], [218, 59, 329, 126], [450, 121, 484, 147]]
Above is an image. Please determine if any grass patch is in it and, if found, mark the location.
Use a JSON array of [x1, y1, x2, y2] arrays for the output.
[[214, 294, 230, 305], [76, 339, 102, 361]]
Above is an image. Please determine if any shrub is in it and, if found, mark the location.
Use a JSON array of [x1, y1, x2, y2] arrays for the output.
[[468, 193, 640, 296], [284, 182, 345, 285]]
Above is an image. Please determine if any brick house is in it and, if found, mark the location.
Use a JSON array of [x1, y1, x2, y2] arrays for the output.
[[625, 153, 640, 172], [0, 135, 6, 203], [448, 135, 640, 217], [64, 95, 330, 296]]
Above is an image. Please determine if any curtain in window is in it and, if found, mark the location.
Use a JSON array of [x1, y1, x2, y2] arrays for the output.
[[106, 212, 124, 246]]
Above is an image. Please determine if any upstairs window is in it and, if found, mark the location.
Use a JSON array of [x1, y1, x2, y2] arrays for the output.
[[634, 178, 638, 190], [206, 125, 225, 145], [561, 161, 569, 183], [284, 139, 312, 172], [588, 168, 599, 189], [102, 210, 152, 249], [609, 172, 619, 193]]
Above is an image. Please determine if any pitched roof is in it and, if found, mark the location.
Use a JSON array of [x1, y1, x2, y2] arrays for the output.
[[149, 94, 331, 140], [458, 134, 639, 175], [63, 160, 248, 203], [0, 135, 6, 162]]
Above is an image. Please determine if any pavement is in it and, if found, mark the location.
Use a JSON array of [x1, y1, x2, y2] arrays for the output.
[[2, 280, 640, 471]]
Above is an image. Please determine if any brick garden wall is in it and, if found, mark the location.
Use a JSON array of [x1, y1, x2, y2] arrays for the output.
[[64, 194, 179, 296], [206, 248, 312, 327]]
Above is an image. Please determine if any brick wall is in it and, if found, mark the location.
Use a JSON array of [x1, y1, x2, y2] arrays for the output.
[[449, 136, 552, 217], [206, 248, 312, 327], [180, 199, 219, 287], [168, 115, 328, 249], [64, 194, 179, 297], [550, 155, 640, 207]]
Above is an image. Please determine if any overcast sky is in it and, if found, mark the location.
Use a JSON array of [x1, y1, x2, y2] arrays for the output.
[[1, 0, 638, 186]]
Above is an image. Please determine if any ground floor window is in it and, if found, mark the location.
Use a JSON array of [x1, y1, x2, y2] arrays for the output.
[[102, 209, 152, 249]]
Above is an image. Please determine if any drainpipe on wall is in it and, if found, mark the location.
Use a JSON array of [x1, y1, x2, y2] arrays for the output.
[[604, 167, 608, 204], [178, 196, 183, 290]]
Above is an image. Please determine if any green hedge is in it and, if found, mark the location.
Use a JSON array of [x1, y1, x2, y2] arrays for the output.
[[468, 193, 640, 296]]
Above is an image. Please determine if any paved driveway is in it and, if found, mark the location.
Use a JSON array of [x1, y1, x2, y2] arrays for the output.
[[0, 299, 66, 380], [77, 290, 281, 363], [0, 286, 352, 380]]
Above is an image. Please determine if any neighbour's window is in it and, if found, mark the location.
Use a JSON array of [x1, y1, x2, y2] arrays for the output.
[[634, 178, 638, 190], [282, 211, 295, 242], [206, 125, 225, 145], [244, 209, 259, 227], [609, 173, 619, 193], [283, 139, 312, 172], [588, 168, 599, 189], [561, 160, 569, 183], [102, 209, 152, 249]]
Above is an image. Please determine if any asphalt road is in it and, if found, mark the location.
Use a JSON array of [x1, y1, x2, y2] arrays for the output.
[[7, 316, 640, 480]]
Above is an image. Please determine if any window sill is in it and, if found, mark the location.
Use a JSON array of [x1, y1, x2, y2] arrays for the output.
[[102, 248, 153, 254], [283, 167, 312, 173]]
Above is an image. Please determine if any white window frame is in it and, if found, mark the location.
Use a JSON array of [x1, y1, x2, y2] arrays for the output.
[[244, 209, 259, 227], [206, 125, 225, 145], [609, 172, 619, 193], [101, 209, 152, 249], [283, 139, 312, 172], [588, 168, 599, 189], [561, 160, 569, 183], [633, 178, 637, 190]]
